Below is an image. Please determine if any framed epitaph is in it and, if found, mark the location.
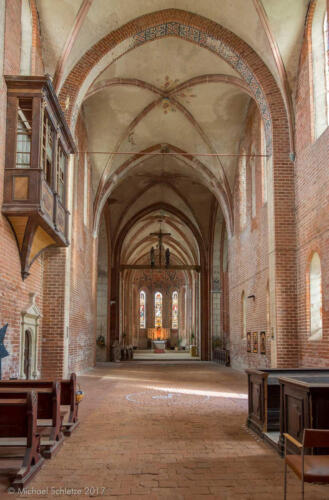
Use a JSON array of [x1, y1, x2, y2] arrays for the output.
[[260, 331, 266, 354], [253, 332, 258, 353], [247, 332, 251, 352]]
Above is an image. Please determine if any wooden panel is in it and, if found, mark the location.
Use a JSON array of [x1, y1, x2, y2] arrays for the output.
[[41, 180, 54, 221], [5, 96, 17, 170], [285, 393, 305, 443], [7, 216, 28, 249], [56, 201, 65, 234], [29, 225, 55, 263], [246, 370, 267, 435], [13, 176, 29, 200]]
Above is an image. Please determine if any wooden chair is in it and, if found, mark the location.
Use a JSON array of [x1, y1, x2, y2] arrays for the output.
[[284, 429, 329, 499]]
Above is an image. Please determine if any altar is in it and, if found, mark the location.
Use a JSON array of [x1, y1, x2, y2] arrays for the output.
[[148, 327, 170, 353], [152, 340, 166, 353]]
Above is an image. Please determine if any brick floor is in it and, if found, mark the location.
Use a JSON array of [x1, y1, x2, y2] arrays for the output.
[[1, 361, 329, 499]]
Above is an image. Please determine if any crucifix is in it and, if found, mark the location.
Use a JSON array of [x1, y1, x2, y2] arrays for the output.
[[150, 225, 171, 267]]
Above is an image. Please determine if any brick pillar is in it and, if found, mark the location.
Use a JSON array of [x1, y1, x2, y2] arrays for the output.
[[268, 147, 298, 368], [42, 247, 67, 378]]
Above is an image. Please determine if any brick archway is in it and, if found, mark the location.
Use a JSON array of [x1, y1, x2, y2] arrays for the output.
[[109, 202, 209, 360], [64, 9, 296, 368]]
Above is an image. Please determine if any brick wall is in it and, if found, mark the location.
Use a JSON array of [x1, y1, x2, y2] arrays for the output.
[[0, 2, 96, 379], [41, 248, 66, 378], [228, 101, 270, 370], [96, 215, 108, 362], [0, 0, 44, 379], [294, 2, 329, 367], [30, 0, 44, 75], [67, 115, 96, 373]]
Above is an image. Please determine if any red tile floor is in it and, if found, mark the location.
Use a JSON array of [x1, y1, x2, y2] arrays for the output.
[[1, 361, 328, 499]]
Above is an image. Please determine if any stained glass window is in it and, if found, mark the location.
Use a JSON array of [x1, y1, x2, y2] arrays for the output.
[[140, 291, 145, 328], [154, 292, 162, 328], [172, 291, 178, 329]]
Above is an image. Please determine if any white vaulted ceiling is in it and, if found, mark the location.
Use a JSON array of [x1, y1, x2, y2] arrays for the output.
[[35, 0, 308, 263]]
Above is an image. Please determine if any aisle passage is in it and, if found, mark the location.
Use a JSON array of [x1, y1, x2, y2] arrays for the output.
[[1, 362, 328, 499]]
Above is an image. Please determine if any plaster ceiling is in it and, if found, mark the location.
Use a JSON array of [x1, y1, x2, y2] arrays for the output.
[[120, 209, 200, 266], [34, 0, 309, 258], [108, 155, 215, 256], [36, 0, 308, 95]]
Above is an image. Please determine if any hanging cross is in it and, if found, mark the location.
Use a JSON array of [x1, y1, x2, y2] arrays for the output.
[[0, 324, 9, 380], [150, 227, 171, 266]]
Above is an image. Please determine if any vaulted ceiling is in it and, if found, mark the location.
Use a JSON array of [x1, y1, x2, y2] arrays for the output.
[[35, 0, 308, 265]]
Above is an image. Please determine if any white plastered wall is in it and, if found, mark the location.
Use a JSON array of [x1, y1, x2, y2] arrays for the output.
[[312, 0, 328, 139], [20, 0, 32, 75]]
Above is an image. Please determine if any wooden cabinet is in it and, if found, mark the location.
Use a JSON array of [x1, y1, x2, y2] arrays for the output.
[[2, 76, 76, 279], [279, 376, 329, 455], [246, 369, 329, 451]]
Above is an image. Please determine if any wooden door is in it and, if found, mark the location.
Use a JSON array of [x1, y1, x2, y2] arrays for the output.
[[24, 330, 31, 379]]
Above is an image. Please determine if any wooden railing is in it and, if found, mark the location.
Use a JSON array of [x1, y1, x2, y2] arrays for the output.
[[213, 348, 230, 366]]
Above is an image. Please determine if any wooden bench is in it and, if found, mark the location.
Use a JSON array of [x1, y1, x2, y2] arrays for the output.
[[246, 368, 329, 450], [0, 373, 80, 437], [0, 392, 44, 490], [0, 381, 64, 458]]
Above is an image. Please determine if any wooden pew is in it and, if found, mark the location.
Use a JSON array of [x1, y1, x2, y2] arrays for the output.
[[246, 368, 329, 450], [60, 373, 80, 436], [279, 375, 329, 456], [0, 392, 44, 490], [0, 381, 63, 458], [0, 373, 80, 437]]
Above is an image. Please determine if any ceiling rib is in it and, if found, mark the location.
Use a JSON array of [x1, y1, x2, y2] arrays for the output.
[[252, 0, 295, 155], [53, 0, 94, 92]]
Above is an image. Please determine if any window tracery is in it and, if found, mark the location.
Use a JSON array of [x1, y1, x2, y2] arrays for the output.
[[172, 291, 178, 329], [154, 292, 162, 328], [139, 291, 146, 329]]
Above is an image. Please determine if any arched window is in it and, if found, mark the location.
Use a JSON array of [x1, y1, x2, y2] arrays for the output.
[[324, 12, 329, 123], [241, 291, 246, 339], [172, 291, 178, 329], [154, 292, 162, 328], [251, 151, 256, 218], [261, 121, 267, 204], [266, 281, 270, 332], [309, 253, 323, 340], [312, 0, 328, 136], [239, 154, 247, 229], [139, 291, 146, 329]]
